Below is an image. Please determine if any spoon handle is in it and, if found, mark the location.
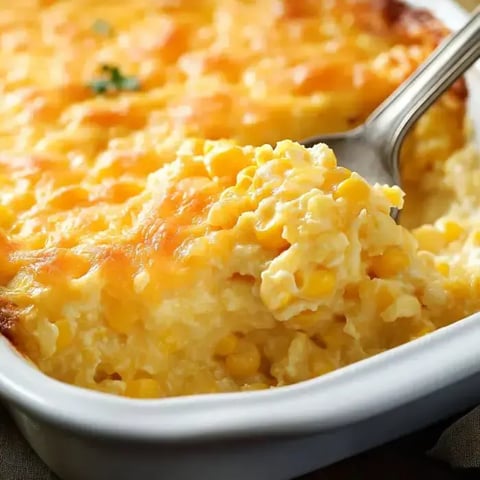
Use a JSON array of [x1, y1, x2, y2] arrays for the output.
[[365, 8, 480, 165]]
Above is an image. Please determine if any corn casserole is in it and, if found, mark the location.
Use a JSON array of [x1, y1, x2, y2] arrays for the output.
[[0, 0, 478, 399]]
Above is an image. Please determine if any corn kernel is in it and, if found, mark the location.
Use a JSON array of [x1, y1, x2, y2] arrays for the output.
[[225, 343, 261, 377], [48, 186, 89, 210], [206, 146, 250, 182], [321, 167, 351, 191], [235, 165, 256, 191], [0, 205, 14, 228], [370, 246, 410, 278], [255, 223, 289, 251], [286, 310, 318, 330], [436, 262, 450, 276], [215, 333, 238, 356], [26, 234, 46, 250], [296, 268, 336, 298], [255, 145, 275, 164], [394, 294, 421, 319], [103, 297, 138, 335], [125, 378, 162, 399], [374, 285, 394, 312], [108, 181, 143, 203], [445, 279, 470, 300], [60, 253, 91, 279], [271, 291, 293, 310], [307, 195, 335, 218], [472, 231, 480, 246], [181, 371, 219, 395], [382, 186, 404, 209], [413, 226, 446, 253], [441, 221, 464, 243], [317, 147, 337, 169], [208, 195, 253, 229], [333, 175, 370, 204], [10, 192, 35, 211], [55, 319, 73, 350]]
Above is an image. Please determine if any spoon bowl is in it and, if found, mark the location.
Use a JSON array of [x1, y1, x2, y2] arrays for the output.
[[301, 8, 480, 198], [302, 128, 396, 187]]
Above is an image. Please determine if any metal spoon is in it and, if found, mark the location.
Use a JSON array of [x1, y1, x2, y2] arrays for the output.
[[301, 8, 480, 194]]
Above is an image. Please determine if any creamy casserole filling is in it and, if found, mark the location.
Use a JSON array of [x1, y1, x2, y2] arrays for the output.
[[0, 0, 477, 398]]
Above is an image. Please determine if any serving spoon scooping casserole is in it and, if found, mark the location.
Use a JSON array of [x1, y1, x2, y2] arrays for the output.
[[302, 8, 480, 193]]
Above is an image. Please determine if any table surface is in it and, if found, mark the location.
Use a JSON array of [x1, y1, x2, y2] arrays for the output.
[[1, 403, 477, 480]]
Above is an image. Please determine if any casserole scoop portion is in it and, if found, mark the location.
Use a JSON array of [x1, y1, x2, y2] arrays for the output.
[[0, 140, 454, 398]]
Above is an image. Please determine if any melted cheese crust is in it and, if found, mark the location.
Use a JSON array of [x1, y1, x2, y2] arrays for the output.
[[0, 0, 474, 398]]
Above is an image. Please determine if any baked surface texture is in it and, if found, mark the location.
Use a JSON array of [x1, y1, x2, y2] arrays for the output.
[[0, 0, 475, 398]]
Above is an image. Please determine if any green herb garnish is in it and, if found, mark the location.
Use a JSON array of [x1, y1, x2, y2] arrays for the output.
[[91, 19, 113, 36], [88, 64, 140, 95]]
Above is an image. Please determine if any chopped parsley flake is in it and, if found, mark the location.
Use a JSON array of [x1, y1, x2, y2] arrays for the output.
[[91, 19, 113, 36], [88, 65, 140, 95]]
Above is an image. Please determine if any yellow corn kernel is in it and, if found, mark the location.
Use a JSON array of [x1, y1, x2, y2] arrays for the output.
[[255, 144, 275, 164], [225, 343, 261, 377], [208, 194, 253, 229], [0, 205, 14, 228], [321, 167, 351, 191], [274, 140, 306, 160], [10, 192, 35, 211], [273, 291, 293, 310], [206, 146, 250, 182], [307, 195, 336, 218], [235, 165, 256, 191], [382, 186, 404, 208], [318, 148, 337, 169], [255, 223, 289, 251], [436, 262, 450, 276], [441, 221, 464, 243], [125, 378, 162, 399], [370, 246, 409, 278], [296, 268, 336, 298], [375, 285, 395, 312], [48, 186, 89, 210], [107, 181, 143, 203], [26, 234, 46, 250], [286, 310, 319, 330], [215, 333, 238, 357], [333, 175, 370, 204], [445, 279, 470, 300], [103, 298, 138, 335], [472, 230, 480, 246], [55, 319, 73, 351], [413, 226, 446, 253], [58, 253, 91, 279]]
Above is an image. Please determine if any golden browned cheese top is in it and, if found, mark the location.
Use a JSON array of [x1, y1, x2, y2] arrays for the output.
[[0, 0, 474, 398]]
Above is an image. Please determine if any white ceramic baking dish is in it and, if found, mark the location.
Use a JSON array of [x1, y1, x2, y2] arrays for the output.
[[1, 2, 479, 479]]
